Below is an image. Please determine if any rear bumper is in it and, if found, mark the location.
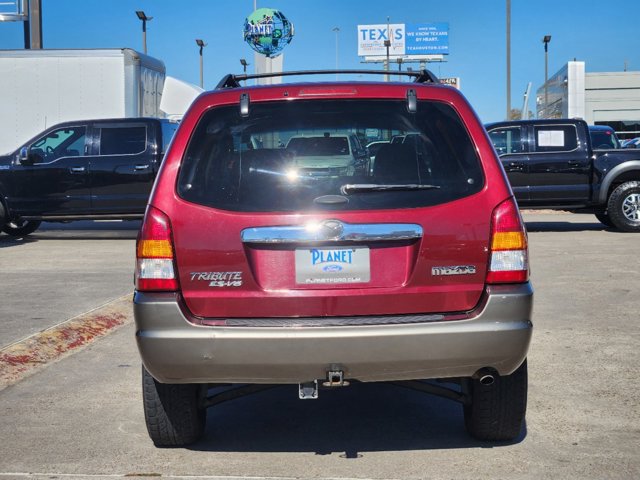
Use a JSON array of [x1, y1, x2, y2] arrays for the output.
[[134, 283, 533, 384]]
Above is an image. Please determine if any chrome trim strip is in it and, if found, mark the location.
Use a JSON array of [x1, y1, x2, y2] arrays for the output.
[[241, 220, 423, 244]]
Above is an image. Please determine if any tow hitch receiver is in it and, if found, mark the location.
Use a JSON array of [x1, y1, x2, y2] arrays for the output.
[[298, 380, 319, 400], [323, 370, 349, 387]]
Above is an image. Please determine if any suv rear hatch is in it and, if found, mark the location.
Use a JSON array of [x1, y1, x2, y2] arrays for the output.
[[169, 93, 495, 320]]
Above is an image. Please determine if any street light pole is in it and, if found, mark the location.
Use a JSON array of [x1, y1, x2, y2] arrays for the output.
[[332, 27, 340, 80], [240, 58, 249, 74], [136, 11, 153, 54], [196, 39, 206, 89], [543, 35, 551, 118]]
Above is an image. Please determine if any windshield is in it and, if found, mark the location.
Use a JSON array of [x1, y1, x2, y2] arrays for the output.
[[286, 136, 350, 156], [178, 99, 484, 212]]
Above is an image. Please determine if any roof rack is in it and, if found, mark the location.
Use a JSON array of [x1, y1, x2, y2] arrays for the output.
[[214, 69, 439, 90]]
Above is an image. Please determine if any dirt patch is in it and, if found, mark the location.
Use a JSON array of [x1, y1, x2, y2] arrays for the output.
[[0, 295, 132, 390]]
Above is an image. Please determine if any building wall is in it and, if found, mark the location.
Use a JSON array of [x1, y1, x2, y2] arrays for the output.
[[585, 72, 640, 126], [537, 62, 640, 139], [567, 62, 585, 119], [536, 61, 585, 119]]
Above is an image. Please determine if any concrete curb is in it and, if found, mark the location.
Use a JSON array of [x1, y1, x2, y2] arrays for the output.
[[0, 294, 133, 391]]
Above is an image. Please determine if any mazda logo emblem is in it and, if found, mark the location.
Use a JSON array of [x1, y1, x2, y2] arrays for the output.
[[319, 219, 344, 240]]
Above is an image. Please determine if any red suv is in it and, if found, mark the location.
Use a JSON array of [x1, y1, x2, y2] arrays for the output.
[[134, 70, 533, 447]]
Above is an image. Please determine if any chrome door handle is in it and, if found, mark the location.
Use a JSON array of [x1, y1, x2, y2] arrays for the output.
[[70, 166, 86, 173], [134, 164, 150, 171]]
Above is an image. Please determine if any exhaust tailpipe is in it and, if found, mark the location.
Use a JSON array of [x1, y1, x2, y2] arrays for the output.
[[473, 368, 496, 386]]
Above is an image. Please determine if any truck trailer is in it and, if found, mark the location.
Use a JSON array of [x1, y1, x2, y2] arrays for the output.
[[0, 48, 165, 154]]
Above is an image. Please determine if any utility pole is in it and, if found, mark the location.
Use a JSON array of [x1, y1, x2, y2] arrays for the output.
[[24, 0, 43, 48], [506, 0, 511, 119], [22, 0, 30, 49]]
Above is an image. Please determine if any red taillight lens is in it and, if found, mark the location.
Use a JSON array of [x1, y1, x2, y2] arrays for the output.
[[135, 206, 178, 291], [486, 198, 529, 284]]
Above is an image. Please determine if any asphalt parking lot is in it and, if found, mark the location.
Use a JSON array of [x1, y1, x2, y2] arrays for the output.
[[0, 220, 140, 349], [0, 213, 639, 479]]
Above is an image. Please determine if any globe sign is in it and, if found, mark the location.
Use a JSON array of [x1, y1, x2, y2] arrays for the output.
[[243, 8, 294, 58]]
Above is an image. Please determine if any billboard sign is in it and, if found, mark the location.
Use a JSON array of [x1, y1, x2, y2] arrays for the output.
[[439, 77, 460, 89], [0, 0, 27, 21], [405, 23, 449, 55], [357, 24, 405, 57], [358, 23, 449, 57]]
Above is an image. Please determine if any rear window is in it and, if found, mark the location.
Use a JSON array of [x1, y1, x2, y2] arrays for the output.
[[99, 126, 146, 155], [178, 99, 483, 212], [533, 124, 578, 153]]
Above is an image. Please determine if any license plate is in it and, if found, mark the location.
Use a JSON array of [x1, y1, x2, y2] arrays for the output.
[[295, 247, 370, 284]]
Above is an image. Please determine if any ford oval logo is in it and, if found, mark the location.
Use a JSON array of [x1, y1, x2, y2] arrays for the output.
[[323, 264, 343, 272], [319, 219, 344, 240]]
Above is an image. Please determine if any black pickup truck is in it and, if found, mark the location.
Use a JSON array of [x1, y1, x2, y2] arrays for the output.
[[0, 118, 178, 236], [486, 119, 640, 232]]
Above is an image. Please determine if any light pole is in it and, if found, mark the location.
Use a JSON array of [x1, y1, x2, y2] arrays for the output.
[[240, 58, 249, 74], [332, 27, 340, 80], [506, 0, 511, 119], [543, 35, 551, 118], [384, 16, 391, 82], [136, 11, 152, 54], [196, 39, 206, 88]]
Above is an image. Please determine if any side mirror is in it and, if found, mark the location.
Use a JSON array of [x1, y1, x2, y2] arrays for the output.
[[18, 146, 33, 165]]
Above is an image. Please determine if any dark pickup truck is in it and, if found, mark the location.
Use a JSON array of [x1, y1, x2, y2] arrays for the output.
[[0, 117, 178, 236], [486, 119, 640, 232]]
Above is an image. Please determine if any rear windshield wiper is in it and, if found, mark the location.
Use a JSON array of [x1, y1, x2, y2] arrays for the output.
[[340, 183, 441, 195]]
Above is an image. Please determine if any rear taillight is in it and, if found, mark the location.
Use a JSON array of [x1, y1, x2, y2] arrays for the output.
[[486, 198, 529, 284], [135, 206, 178, 291]]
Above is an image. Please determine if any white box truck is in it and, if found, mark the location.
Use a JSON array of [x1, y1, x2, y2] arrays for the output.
[[0, 48, 166, 154]]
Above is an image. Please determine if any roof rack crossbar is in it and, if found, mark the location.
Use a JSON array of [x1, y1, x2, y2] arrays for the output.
[[214, 69, 439, 90], [215, 74, 242, 90]]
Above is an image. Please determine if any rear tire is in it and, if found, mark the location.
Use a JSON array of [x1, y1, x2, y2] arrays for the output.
[[463, 360, 528, 441], [607, 181, 640, 232], [2, 218, 41, 237], [142, 366, 206, 447]]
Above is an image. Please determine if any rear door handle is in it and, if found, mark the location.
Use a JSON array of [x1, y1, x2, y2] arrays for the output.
[[567, 161, 581, 167], [70, 166, 86, 173], [134, 164, 150, 171]]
